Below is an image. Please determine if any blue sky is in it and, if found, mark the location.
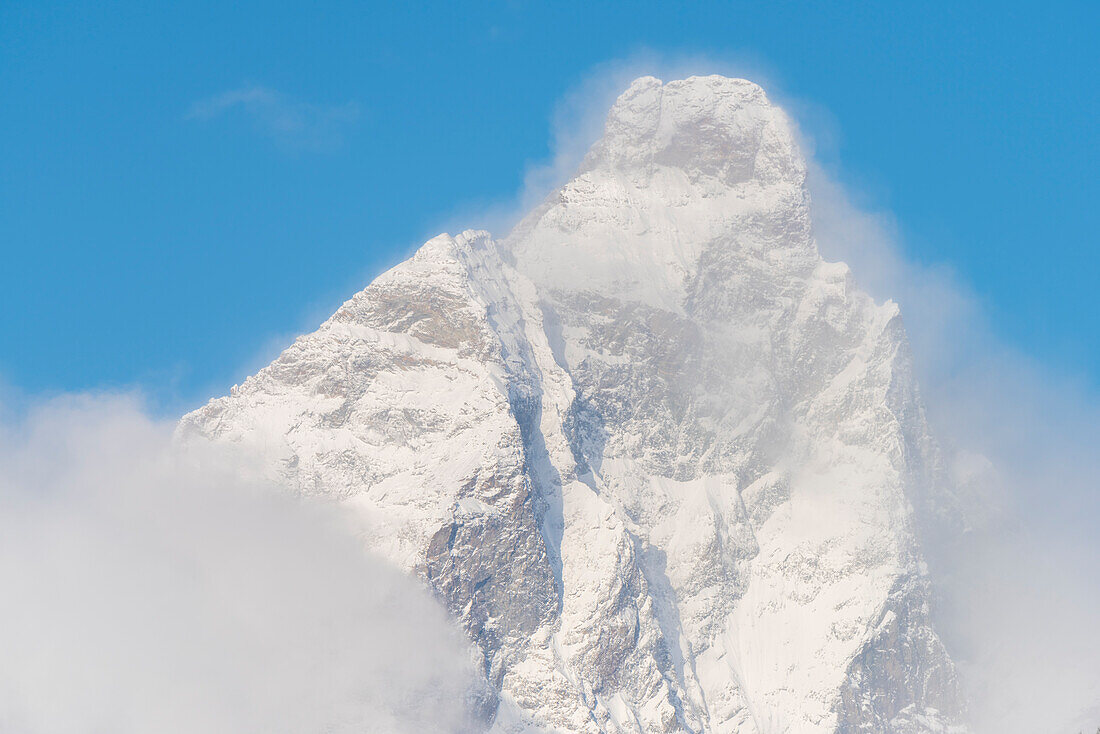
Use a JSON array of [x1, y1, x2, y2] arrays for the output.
[[1, 0, 1097, 412]]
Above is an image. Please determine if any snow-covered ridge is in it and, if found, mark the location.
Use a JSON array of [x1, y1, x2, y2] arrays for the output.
[[181, 76, 967, 733]]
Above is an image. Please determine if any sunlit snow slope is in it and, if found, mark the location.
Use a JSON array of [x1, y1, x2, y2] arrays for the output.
[[180, 76, 968, 734]]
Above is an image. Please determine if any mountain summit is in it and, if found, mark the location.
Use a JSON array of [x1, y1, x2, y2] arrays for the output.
[[181, 76, 967, 733]]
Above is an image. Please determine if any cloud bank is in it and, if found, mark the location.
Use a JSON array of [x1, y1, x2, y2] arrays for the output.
[[0, 394, 489, 734]]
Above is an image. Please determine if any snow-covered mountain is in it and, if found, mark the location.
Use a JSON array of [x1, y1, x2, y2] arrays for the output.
[[180, 76, 969, 733]]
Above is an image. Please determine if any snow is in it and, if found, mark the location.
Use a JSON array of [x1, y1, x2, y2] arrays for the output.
[[180, 76, 968, 733]]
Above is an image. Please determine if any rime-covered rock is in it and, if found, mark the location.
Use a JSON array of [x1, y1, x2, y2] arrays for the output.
[[180, 75, 968, 733]]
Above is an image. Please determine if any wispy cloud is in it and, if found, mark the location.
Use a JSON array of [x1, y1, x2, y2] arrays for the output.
[[806, 161, 1100, 734], [188, 85, 360, 150]]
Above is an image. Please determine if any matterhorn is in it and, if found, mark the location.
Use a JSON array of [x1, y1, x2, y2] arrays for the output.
[[181, 75, 968, 733]]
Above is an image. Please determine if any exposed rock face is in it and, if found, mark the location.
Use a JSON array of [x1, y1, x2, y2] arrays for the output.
[[180, 76, 968, 733]]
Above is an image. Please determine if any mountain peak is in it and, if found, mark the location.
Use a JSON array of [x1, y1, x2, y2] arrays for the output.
[[182, 74, 966, 733], [582, 74, 804, 187], [506, 75, 815, 309]]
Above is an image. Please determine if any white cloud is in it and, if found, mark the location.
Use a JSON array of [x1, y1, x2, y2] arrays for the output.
[[188, 86, 359, 149], [806, 156, 1100, 734], [0, 394, 489, 734]]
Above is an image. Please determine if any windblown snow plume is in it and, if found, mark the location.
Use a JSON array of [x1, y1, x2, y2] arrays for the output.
[[0, 395, 488, 734]]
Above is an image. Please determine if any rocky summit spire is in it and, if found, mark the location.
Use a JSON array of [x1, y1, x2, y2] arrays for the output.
[[181, 76, 969, 733], [506, 76, 816, 313], [582, 76, 804, 187]]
